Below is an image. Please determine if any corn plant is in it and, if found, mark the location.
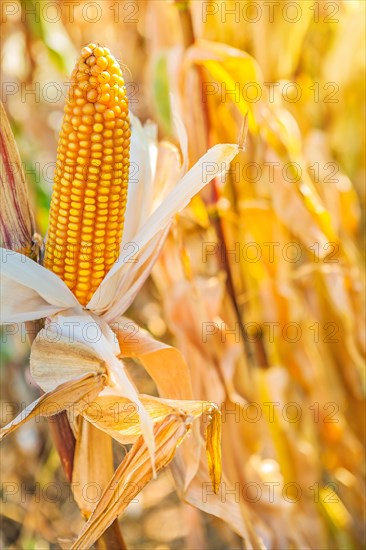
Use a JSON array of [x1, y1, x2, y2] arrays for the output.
[[0, 42, 240, 548]]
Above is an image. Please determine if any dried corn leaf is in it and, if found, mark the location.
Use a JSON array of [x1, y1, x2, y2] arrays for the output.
[[30, 331, 106, 392], [81, 392, 216, 444], [171, 454, 252, 545], [115, 318, 204, 488], [71, 415, 190, 550], [183, 40, 262, 132], [72, 419, 114, 516], [204, 406, 222, 494], [0, 248, 79, 323], [0, 101, 35, 255], [0, 373, 104, 440], [30, 316, 157, 468], [115, 319, 193, 399]]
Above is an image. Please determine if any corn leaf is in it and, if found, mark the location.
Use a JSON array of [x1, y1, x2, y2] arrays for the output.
[[0, 374, 104, 440], [0, 101, 35, 255], [71, 415, 190, 550]]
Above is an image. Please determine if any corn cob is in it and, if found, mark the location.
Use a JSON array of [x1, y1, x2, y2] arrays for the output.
[[44, 43, 130, 305]]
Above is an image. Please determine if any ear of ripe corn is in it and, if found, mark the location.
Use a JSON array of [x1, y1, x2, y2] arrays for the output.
[[44, 43, 131, 305]]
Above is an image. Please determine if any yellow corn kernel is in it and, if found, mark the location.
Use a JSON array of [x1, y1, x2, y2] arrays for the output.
[[44, 43, 131, 306]]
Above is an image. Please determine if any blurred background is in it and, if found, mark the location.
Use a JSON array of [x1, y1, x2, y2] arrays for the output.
[[1, 0, 365, 548]]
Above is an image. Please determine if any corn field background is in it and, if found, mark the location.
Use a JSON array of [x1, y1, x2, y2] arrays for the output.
[[0, 1, 365, 549]]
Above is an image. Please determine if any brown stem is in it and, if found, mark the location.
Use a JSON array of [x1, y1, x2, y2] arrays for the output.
[[47, 412, 76, 482]]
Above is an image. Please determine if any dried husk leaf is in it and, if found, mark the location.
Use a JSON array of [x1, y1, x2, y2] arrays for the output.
[[0, 374, 104, 440], [0, 101, 35, 256], [71, 415, 190, 550], [0, 249, 80, 324], [115, 319, 193, 399], [204, 406, 222, 494], [30, 331, 107, 392], [115, 320, 202, 488], [81, 392, 213, 443], [152, 141, 183, 207], [72, 419, 114, 517]]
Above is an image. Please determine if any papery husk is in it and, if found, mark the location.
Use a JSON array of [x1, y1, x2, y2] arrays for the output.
[[30, 332, 107, 392]]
